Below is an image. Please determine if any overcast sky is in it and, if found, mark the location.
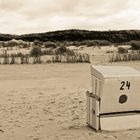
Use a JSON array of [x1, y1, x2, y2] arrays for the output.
[[0, 0, 139, 34]]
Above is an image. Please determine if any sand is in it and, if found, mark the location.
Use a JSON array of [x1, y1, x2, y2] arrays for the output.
[[0, 47, 140, 140]]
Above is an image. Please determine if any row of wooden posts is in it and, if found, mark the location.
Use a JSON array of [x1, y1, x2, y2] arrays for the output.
[[109, 53, 140, 62], [0, 54, 90, 64]]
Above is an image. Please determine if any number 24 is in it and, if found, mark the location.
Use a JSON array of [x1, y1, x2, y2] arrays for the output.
[[120, 81, 130, 90]]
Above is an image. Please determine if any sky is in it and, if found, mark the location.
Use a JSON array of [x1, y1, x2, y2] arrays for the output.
[[0, 0, 140, 34]]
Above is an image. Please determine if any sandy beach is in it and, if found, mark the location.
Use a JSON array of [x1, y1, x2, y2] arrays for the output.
[[0, 61, 140, 140]]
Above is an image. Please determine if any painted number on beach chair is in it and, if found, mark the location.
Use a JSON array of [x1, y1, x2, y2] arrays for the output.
[[120, 81, 130, 90]]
